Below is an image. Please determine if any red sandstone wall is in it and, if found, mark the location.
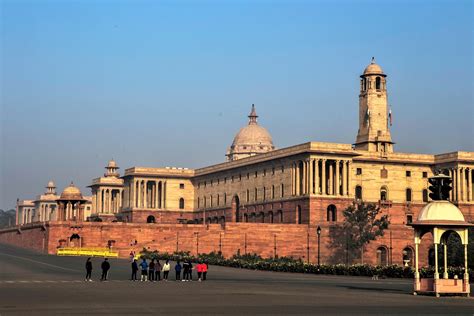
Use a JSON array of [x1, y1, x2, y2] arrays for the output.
[[0, 224, 49, 253]]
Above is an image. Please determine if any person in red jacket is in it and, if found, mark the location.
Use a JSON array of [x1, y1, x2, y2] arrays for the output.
[[197, 262, 203, 281], [202, 262, 208, 281]]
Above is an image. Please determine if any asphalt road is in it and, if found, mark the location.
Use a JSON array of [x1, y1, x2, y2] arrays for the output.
[[0, 243, 473, 315]]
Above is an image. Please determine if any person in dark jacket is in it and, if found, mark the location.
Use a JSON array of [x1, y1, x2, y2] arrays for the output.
[[131, 259, 138, 281], [182, 261, 189, 281], [149, 259, 155, 281], [155, 260, 162, 281], [175, 261, 182, 281], [140, 259, 148, 282], [188, 261, 193, 281], [100, 258, 110, 281], [85, 257, 93, 282]]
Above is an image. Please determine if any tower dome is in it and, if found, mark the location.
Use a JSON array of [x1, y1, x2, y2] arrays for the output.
[[226, 105, 275, 161], [45, 180, 56, 195], [363, 57, 385, 76], [105, 159, 120, 177]]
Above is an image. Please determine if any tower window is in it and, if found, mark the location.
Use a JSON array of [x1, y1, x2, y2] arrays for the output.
[[375, 77, 381, 90], [422, 172, 428, 178], [356, 168, 362, 175], [179, 183, 184, 189], [406, 215, 413, 224], [406, 171, 411, 177]]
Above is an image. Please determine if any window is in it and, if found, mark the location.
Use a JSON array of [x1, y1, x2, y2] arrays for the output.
[[422, 189, 428, 202], [197, 197, 200, 208], [356, 168, 362, 175], [217, 194, 220, 205], [422, 172, 428, 178], [272, 167, 275, 175], [179, 183, 184, 189], [246, 189, 250, 202], [254, 188, 258, 201], [263, 187, 266, 200], [224, 177, 227, 184], [281, 184, 284, 197], [380, 168, 388, 178], [281, 166, 284, 173], [355, 186, 363, 200], [376, 246, 388, 266], [406, 171, 411, 177], [406, 215, 413, 224], [272, 185, 275, 199], [375, 77, 381, 90], [239, 174, 242, 181], [255, 171, 258, 178], [246, 173, 250, 179], [231, 176, 234, 182], [406, 188, 412, 202], [297, 205, 302, 224], [179, 198, 185, 209], [263, 169, 266, 177], [380, 187, 388, 201], [327, 204, 337, 222], [224, 193, 227, 204]]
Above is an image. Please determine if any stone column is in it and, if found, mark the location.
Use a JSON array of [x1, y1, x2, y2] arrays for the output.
[[348, 161, 352, 197], [342, 160, 347, 196], [98, 189, 103, 213], [163, 181, 167, 209], [322, 159, 327, 195], [456, 167, 461, 202], [296, 162, 300, 196], [468, 168, 473, 202], [335, 160, 340, 196], [449, 169, 454, 201], [155, 181, 159, 209], [328, 162, 333, 195], [315, 159, 320, 194], [302, 161, 307, 195]]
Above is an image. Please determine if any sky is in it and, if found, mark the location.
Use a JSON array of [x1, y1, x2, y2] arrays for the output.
[[1, 0, 473, 210]]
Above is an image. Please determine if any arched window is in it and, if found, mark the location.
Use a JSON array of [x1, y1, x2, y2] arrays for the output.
[[422, 189, 428, 203], [272, 185, 275, 199], [298, 161, 304, 194], [147, 215, 156, 224], [297, 205, 302, 224], [380, 186, 388, 201], [269, 211, 274, 223], [259, 212, 265, 223], [327, 204, 337, 222], [362, 78, 367, 91], [246, 189, 250, 202], [232, 195, 240, 222], [280, 184, 284, 197], [402, 247, 414, 267], [179, 198, 185, 209], [375, 77, 381, 90], [355, 185, 363, 200], [244, 213, 248, 222], [277, 210, 283, 223], [376, 246, 388, 266], [406, 188, 412, 202], [254, 188, 258, 201]]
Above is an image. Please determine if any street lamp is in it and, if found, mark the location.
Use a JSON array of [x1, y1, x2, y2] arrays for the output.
[[317, 226, 321, 266]]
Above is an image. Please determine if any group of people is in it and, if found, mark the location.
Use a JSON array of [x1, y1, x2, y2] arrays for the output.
[[84, 257, 208, 282], [131, 258, 208, 282]]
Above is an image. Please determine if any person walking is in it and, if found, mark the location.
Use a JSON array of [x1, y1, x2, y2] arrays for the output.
[[100, 258, 110, 281], [175, 261, 182, 281], [140, 258, 148, 282], [149, 259, 155, 282], [162, 259, 171, 281], [202, 261, 208, 281], [197, 262, 203, 282], [85, 257, 93, 282], [155, 260, 162, 281], [188, 260, 193, 281], [131, 259, 138, 281]]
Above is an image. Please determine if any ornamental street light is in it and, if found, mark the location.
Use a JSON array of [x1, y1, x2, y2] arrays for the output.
[[317, 226, 321, 266]]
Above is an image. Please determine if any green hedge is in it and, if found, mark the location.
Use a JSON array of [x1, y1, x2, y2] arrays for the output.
[[139, 249, 473, 279]]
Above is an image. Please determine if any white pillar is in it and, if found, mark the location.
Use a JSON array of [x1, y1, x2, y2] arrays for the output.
[[335, 160, 340, 196], [342, 160, 348, 196], [434, 243, 439, 280], [322, 159, 327, 195], [315, 159, 320, 195], [443, 242, 448, 279], [328, 162, 333, 195]]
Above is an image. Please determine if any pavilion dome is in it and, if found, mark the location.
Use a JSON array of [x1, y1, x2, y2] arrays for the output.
[[227, 105, 275, 161], [417, 200, 465, 223], [107, 159, 118, 168], [59, 182, 84, 200], [363, 57, 385, 76], [47, 181, 56, 188]]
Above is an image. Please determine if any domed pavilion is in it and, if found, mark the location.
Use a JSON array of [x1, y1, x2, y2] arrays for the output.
[[56, 182, 87, 221]]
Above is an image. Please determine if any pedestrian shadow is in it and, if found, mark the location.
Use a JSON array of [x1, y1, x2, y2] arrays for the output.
[[337, 285, 409, 295]]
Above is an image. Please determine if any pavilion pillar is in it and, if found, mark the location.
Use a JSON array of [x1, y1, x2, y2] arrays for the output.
[[315, 159, 320, 194], [347, 161, 352, 197], [468, 168, 473, 202], [464, 243, 469, 293], [302, 161, 307, 195], [342, 160, 347, 196], [296, 162, 300, 196], [335, 160, 340, 196], [456, 167, 461, 202], [443, 242, 448, 279]]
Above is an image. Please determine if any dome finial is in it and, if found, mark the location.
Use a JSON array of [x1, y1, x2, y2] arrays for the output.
[[248, 104, 258, 125], [371, 56, 375, 64]]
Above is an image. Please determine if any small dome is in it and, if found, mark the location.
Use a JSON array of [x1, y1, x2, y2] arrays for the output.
[[363, 57, 385, 75], [59, 182, 84, 200], [417, 201, 465, 223], [47, 181, 56, 188], [107, 160, 117, 168], [227, 105, 275, 161]]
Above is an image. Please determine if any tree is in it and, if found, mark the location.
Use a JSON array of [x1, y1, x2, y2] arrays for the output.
[[342, 202, 390, 264]]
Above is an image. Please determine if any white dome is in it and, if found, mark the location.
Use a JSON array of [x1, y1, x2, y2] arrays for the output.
[[227, 105, 275, 161], [362, 57, 385, 76], [417, 201, 465, 222]]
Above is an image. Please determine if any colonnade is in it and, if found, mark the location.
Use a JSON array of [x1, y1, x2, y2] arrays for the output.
[[291, 158, 352, 197], [447, 167, 473, 202], [93, 188, 123, 214], [57, 201, 85, 221], [37, 204, 55, 222], [129, 179, 166, 209]]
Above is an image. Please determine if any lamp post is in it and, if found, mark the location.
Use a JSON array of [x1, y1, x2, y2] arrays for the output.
[[317, 226, 321, 266]]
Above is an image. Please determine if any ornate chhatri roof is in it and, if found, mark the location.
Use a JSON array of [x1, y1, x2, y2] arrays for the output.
[[58, 182, 84, 201], [362, 57, 385, 76]]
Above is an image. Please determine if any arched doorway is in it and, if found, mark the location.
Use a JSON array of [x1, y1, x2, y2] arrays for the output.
[[232, 195, 240, 222], [147, 215, 156, 223], [70, 234, 81, 247], [297, 205, 302, 224]]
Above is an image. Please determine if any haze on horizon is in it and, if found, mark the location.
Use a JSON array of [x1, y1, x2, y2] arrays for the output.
[[1, 0, 473, 210]]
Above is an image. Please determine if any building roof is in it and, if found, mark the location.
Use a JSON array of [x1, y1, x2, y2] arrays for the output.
[[362, 57, 385, 76], [58, 182, 84, 201], [412, 200, 470, 226]]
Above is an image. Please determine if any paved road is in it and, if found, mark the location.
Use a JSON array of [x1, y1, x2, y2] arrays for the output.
[[0, 243, 473, 315]]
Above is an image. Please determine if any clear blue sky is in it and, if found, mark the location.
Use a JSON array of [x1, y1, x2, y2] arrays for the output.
[[1, 0, 473, 210]]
